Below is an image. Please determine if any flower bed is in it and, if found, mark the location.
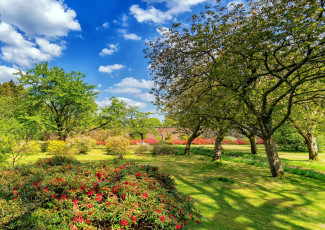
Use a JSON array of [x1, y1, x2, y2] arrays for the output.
[[0, 158, 200, 229]]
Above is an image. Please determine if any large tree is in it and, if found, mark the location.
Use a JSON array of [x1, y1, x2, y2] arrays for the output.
[[146, 0, 325, 177], [17, 63, 98, 140]]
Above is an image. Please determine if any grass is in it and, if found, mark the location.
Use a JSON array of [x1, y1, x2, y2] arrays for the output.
[[1, 145, 325, 229]]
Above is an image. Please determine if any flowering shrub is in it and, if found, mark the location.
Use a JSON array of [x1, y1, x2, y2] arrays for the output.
[[236, 139, 246, 145], [0, 159, 200, 229], [256, 137, 264, 144], [129, 139, 142, 145], [105, 136, 130, 159], [144, 138, 159, 145], [192, 138, 214, 145]]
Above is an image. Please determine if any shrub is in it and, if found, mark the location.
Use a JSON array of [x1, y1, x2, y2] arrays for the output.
[[40, 141, 49, 152], [0, 161, 200, 229], [67, 136, 96, 154], [236, 139, 246, 145], [152, 144, 176, 155], [129, 139, 142, 145], [144, 137, 159, 145], [35, 156, 80, 167], [134, 143, 151, 154], [105, 136, 130, 159], [47, 140, 78, 157], [274, 126, 306, 151], [16, 140, 41, 154]]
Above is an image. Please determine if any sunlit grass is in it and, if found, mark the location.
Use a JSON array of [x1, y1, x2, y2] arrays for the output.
[[1, 145, 325, 229]]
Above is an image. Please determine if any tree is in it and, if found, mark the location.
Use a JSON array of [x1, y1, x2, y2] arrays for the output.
[[127, 107, 161, 142], [0, 80, 24, 97], [146, 0, 325, 177], [17, 63, 98, 140], [289, 102, 325, 160]]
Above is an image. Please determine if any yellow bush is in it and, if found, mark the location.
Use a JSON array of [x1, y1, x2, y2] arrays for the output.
[[47, 140, 77, 157], [105, 136, 130, 159]]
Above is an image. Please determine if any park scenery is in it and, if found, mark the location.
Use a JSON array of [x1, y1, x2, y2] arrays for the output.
[[1, 0, 325, 230]]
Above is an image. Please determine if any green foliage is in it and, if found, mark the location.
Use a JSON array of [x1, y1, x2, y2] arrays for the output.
[[47, 140, 78, 157], [35, 156, 80, 167], [275, 125, 307, 151], [134, 143, 151, 154], [152, 144, 176, 155], [0, 161, 200, 229], [105, 136, 130, 159], [67, 136, 96, 154], [17, 62, 98, 140]]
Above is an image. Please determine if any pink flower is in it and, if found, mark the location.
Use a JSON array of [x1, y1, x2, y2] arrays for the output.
[[121, 220, 128, 226], [161, 216, 165, 221], [176, 224, 181, 229]]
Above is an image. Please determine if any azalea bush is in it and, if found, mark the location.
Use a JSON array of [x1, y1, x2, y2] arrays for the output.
[[0, 158, 200, 229], [129, 139, 142, 145], [144, 138, 159, 145]]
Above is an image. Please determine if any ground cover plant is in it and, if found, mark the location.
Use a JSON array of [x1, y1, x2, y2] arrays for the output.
[[0, 157, 200, 229]]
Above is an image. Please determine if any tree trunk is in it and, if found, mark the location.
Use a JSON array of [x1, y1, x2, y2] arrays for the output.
[[212, 136, 224, 162], [249, 135, 257, 155], [184, 123, 202, 155], [306, 134, 319, 161], [140, 133, 144, 143], [263, 135, 284, 177]]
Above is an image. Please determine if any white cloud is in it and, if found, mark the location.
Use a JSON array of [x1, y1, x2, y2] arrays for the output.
[[117, 97, 147, 109], [98, 83, 102, 88], [135, 92, 155, 102], [102, 22, 110, 28], [122, 14, 129, 27], [130, 0, 208, 24], [0, 0, 80, 67], [99, 43, 119, 56], [0, 65, 19, 82], [105, 87, 142, 94], [0, 0, 80, 38], [98, 64, 125, 74], [113, 77, 154, 89], [96, 97, 147, 109], [118, 29, 142, 40]]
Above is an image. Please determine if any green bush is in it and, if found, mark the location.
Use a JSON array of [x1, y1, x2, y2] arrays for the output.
[[274, 126, 307, 151], [47, 140, 78, 157], [105, 136, 130, 159], [35, 156, 80, 167], [17, 140, 41, 154], [134, 143, 151, 154], [67, 136, 96, 154], [152, 144, 176, 155], [0, 161, 200, 229]]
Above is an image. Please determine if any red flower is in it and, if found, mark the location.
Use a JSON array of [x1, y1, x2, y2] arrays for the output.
[[73, 199, 78, 205], [121, 220, 128, 226], [131, 216, 136, 221], [57, 178, 62, 182], [81, 186, 86, 190], [51, 194, 56, 198], [195, 220, 200, 223], [122, 194, 126, 200], [96, 193, 103, 201], [136, 172, 142, 178], [13, 190, 17, 194], [176, 224, 181, 229], [87, 191, 94, 196], [161, 216, 165, 221]]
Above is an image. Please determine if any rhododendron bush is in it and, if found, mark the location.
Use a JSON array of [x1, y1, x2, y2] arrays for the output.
[[0, 158, 200, 229]]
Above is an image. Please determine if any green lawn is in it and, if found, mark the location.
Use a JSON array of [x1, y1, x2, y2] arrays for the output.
[[1, 145, 325, 229]]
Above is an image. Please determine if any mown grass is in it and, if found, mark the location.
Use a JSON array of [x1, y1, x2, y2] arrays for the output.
[[1, 145, 325, 229]]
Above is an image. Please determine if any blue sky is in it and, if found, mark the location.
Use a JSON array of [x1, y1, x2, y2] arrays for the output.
[[0, 0, 240, 120]]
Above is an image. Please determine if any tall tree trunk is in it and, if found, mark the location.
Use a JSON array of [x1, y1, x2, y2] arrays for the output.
[[263, 135, 284, 177], [306, 134, 319, 161], [184, 123, 202, 155], [249, 135, 257, 155], [212, 135, 224, 162], [140, 133, 144, 143]]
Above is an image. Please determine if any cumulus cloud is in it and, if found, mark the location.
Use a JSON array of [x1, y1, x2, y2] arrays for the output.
[[105, 87, 142, 94], [0, 0, 80, 68], [118, 29, 142, 40], [99, 43, 119, 56], [135, 92, 155, 102], [113, 77, 154, 89], [130, 0, 209, 24], [98, 64, 125, 74], [0, 65, 19, 82], [0, 0, 80, 37], [96, 97, 147, 109]]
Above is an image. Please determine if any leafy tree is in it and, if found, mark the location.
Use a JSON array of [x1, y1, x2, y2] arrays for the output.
[[17, 63, 98, 140], [127, 107, 161, 142], [146, 0, 325, 177], [0, 80, 24, 97]]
